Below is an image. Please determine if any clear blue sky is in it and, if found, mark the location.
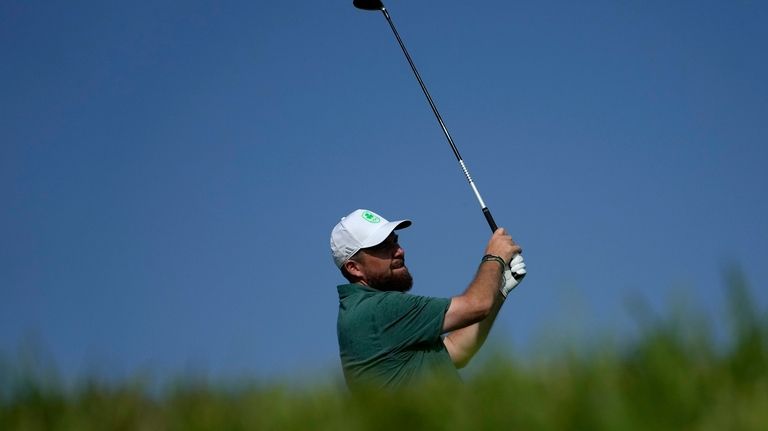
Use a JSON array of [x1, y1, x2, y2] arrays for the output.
[[2, 0, 767, 384]]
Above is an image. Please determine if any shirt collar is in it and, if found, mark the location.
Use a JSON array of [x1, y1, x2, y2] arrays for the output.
[[337, 283, 378, 299]]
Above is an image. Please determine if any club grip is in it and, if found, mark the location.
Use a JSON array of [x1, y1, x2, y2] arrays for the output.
[[485, 208, 526, 281], [511, 258, 526, 281], [482, 207, 498, 232]]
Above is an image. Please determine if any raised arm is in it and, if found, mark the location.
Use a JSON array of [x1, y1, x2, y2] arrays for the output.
[[441, 228, 522, 368]]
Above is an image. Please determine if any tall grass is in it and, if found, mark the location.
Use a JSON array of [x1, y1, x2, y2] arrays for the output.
[[2, 272, 766, 430]]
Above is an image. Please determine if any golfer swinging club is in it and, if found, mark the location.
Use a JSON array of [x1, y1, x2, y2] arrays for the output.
[[331, 208, 527, 390]]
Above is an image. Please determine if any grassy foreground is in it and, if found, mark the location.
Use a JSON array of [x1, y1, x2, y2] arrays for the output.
[[2, 273, 766, 430]]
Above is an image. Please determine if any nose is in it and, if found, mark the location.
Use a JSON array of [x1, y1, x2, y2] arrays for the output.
[[393, 244, 405, 259]]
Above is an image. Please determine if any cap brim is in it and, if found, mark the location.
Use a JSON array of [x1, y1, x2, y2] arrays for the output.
[[359, 219, 411, 249]]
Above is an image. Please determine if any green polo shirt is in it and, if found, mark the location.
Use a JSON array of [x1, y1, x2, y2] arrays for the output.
[[337, 283, 460, 390]]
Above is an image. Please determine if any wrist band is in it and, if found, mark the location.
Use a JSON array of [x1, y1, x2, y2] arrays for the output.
[[481, 254, 506, 272]]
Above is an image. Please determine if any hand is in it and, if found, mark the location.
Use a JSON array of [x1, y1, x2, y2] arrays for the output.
[[484, 228, 521, 264], [501, 254, 526, 298]]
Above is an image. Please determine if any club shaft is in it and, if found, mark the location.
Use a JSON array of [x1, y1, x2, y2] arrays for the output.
[[380, 8, 498, 233]]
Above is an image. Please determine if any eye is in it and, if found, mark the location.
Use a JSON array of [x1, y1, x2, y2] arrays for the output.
[[368, 242, 388, 252], [369, 236, 397, 252]]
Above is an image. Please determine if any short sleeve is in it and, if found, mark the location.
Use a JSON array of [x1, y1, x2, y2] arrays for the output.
[[375, 293, 451, 351]]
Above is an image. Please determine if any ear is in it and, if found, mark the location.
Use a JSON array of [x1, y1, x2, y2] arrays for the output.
[[343, 259, 365, 281]]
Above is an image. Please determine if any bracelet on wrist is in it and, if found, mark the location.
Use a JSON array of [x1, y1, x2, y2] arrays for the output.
[[481, 254, 506, 272]]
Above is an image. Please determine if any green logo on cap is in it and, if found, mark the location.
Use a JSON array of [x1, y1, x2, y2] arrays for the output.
[[361, 210, 381, 224]]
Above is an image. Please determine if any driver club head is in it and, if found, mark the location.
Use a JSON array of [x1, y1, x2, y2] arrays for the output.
[[353, 0, 384, 11]]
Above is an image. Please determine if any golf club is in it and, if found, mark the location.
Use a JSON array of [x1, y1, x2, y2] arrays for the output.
[[353, 0, 524, 280]]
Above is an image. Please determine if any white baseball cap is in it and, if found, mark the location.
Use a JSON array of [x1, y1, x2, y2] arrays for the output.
[[330, 209, 411, 268]]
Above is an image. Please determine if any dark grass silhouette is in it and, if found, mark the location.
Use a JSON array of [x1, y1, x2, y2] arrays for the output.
[[2, 269, 766, 430]]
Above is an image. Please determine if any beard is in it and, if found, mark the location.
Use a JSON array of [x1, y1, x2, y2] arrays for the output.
[[368, 266, 413, 292]]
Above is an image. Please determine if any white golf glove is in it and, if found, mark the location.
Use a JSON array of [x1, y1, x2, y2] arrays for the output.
[[500, 254, 526, 298]]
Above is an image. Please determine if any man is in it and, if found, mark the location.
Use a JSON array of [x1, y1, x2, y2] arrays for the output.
[[330, 208, 526, 390]]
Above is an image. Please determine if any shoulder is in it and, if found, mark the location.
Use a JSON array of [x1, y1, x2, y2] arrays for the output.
[[374, 292, 451, 320], [339, 284, 450, 318]]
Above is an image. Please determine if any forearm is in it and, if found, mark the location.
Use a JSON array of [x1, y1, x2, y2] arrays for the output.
[[444, 291, 504, 368], [464, 261, 504, 313], [443, 260, 507, 367], [442, 260, 504, 333], [442, 228, 524, 368]]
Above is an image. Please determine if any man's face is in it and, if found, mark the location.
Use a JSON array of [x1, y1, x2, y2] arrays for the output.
[[356, 232, 413, 292]]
